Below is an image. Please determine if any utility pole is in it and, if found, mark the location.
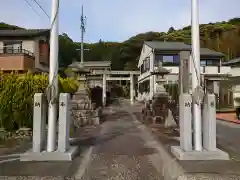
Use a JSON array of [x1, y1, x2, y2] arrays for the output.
[[191, 0, 202, 151], [76, 5, 89, 63], [80, 5, 86, 64], [47, 0, 59, 152]]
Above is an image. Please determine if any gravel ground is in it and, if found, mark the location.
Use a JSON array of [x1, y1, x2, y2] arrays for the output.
[[80, 107, 163, 180]]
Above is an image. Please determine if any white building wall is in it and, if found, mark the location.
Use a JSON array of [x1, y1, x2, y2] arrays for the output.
[[0, 41, 3, 53], [229, 66, 240, 108], [22, 40, 35, 53], [22, 39, 47, 72], [138, 44, 152, 67], [149, 52, 154, 99], [230, 67, 240, 77]]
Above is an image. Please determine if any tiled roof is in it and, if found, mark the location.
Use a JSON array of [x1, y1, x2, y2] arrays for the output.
[[0, 29, 50, 37], [145, 41, 190, 51], [222, 57, 240, 65], [69, 61, 111, 68], [144, 41, 225, 57]]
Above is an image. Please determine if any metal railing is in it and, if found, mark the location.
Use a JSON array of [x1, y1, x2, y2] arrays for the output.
[[0, 48, 35, 59]]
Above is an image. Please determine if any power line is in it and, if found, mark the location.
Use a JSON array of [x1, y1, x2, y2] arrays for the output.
[[31, 0, 50, 19], [24, 0, 41, 17]]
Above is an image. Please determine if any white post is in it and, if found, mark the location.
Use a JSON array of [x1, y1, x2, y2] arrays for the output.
[[203, 93, 217, 151], [179, 94, 192, 151], [47, 0, 59, 152], [58, 93, 70, 153], [32, 93, 46, 153], [102, 73, 106, 106], [130, 74, 134, 105], [191, 0, 202, 151]]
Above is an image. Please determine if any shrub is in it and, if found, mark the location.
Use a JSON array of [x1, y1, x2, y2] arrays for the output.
[[0, 72, 79, 131]]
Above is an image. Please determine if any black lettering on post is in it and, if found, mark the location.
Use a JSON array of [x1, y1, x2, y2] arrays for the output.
[[184, 102, 191, 107], [35, 102, 41, 107], [210, 101, 215, 107], [60, 102, 65, 107]]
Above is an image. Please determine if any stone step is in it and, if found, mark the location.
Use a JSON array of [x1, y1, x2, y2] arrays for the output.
[[70, 100, 91, 110], [72, 93, 90, 100], [70, 99, 90, 104]]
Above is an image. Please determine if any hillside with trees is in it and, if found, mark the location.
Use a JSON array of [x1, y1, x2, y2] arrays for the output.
[[1, 17, 240, 70]]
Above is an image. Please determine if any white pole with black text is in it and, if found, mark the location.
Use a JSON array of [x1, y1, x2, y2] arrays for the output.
[[191, 0, 202, 151], [47, 0, 59, 152]]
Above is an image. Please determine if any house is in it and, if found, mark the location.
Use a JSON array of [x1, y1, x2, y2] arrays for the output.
[[137, 41, 231, 101], [222, 57, 240, 77], [222, 58, 240, 109], [0, 29, 50, 73]]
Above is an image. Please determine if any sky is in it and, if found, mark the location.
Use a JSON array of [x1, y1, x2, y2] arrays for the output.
[[1, 0, 239, 43]]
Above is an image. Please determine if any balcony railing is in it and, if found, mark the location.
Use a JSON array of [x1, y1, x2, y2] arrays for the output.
[[0, 48, 35, 59], [155, 66, 231, 75]]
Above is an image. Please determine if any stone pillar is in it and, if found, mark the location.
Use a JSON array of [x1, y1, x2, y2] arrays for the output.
[[213, 81, 219, 95], [32, 93, 46, 153], [178, 52, 192, 151], [130, 74, 134, 105], [58, 93, 71, 153], [179, 51, 190, 94], [203, 93, 216, 151], [102, 73, 107, 106], [206, 80, 214, 93]]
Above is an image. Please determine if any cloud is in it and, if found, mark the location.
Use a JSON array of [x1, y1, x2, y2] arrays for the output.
[[0, 0, 239, 42]]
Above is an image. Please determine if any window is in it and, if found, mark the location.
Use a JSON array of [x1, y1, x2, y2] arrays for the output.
[[141, 57, 150, 74], [145, 57, 150, 71], [200, 59, 220, 66], [154, 54, 162, 66], [155, 54, 180, 66], [4, 41, 22, 53], [174, 55, 180, 64], [200, 60, 206, 66], [162, 55, 174, 63]]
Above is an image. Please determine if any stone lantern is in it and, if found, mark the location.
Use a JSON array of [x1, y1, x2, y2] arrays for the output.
[[152, 66, 170, 97], [69, 62, 93, 127], [150, 66, 171, 124], [71, 62, 90, 86]]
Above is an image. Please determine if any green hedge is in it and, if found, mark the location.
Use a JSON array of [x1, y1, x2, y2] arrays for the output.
[[0, 72, 79, 131]]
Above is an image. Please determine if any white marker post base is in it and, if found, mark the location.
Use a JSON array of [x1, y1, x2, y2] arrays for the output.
[[20, 147, 78, 161], [21, 93, 78, 161], [171, 146, 229, 160], [171, 93, 229, 160]]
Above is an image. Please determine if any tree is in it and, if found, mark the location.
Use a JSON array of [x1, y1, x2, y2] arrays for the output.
[[59, 33, 78, 67], [168, 27, 175, 33]]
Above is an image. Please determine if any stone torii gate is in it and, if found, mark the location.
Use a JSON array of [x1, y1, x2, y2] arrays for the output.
[[91, 70, 140, 106]]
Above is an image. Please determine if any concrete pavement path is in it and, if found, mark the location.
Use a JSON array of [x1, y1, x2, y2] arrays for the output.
[[79, 103, 163, 179], [217, 120, 240, 160]]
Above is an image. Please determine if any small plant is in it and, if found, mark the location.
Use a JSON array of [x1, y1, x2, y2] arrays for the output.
[[0, 72, 79, 131]]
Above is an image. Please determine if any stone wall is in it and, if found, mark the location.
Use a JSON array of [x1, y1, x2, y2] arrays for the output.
[[71, 90, 102, 128]]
